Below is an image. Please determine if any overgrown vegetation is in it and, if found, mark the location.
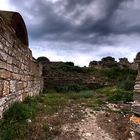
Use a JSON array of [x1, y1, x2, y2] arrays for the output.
[[56, 63, 84, 72], [107, 88, 133, 103], [54, 84, 88, 92], [0, 93, 66, 140], [0, 102, 36, 140], [0, 85, 134, 140], [101, 67, 136, 82], [0, 60, 137, 139]]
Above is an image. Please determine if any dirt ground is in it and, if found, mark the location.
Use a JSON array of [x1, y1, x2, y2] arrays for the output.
[[29, 101, 132, 140]]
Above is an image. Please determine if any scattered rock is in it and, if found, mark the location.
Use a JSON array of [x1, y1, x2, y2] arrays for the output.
[[84, 132, 92, 137], [27, 119, 32, 123]]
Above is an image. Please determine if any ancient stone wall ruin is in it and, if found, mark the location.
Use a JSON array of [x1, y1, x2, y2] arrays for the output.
[[0, 11, 43, 117], [89, 57, 138, 70], [131, 52, 140, 139]]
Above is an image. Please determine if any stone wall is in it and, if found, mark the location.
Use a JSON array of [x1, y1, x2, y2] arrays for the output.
[[89, 57, 138, 70], [39, 61, 106, 90], [131, 52, 140, 139], [0, 11, 43, 118]]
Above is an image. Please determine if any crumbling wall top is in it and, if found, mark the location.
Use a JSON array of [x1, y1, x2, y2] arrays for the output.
[[135, 52, 140, 63], [0, 10, 28, 46]]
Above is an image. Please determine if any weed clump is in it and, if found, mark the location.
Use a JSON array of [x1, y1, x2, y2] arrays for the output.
[[107, 89, 133, 103], [118, 79, 134, 91], [3, 101, 36, 122], [0, 101, 36, 140]]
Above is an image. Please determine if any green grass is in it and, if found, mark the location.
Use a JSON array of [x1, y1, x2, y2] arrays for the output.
[[0, 87, 133, 140], [95, 86, 133, 103], [0, 101, 35, 140], [0, 93, 68, 140]]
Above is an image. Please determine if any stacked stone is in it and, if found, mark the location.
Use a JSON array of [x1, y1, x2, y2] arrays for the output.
[[0, 11, 43, 118], [131, 52, 140, 139]]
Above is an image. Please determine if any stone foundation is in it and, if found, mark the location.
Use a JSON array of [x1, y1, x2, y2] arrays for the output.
[[0, 11, 43, 117]]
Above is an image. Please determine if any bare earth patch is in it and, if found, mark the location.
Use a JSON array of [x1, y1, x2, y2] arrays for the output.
[[25, 99, 131, 140], [30, 103, 130, 140], [56, 108, 113, 140]]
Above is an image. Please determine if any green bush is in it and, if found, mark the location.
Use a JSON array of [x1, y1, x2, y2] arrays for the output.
[[101, 67, 137, 83], [3, 101, 35, 122], [37, 56, 50, 62], [24, 96, 38, 108], [102, 56, 115, 62], [118, 80, 134, 91], [0, 101, 36, 140], [65, 62, 74, 66], [107, 89, 133, 103], [57, 63, 84, 72]]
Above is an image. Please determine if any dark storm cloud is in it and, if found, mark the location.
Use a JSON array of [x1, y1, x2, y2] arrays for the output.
[[7, 0, 140, 55], [7, 0, 140, 49], [9, 0, 72, 36], [9, 0, 139, 44]]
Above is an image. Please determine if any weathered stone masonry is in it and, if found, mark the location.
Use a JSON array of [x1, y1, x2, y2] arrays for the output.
[[0, 11, 43, 117], [131, 52, 140, 139]]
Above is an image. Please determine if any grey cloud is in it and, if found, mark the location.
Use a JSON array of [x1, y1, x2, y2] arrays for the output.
[[8, 0, 140, 66], [9, 0, 130, 42]]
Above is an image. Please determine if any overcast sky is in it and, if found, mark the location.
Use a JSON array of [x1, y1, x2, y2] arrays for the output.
[[0, 0, 140, 66]]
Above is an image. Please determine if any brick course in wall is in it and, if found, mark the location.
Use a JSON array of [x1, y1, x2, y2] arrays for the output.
[[0, 11, 43, 118]]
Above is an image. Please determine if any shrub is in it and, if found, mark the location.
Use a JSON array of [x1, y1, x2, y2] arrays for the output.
[[0, 101, 36, 140], [107, 89, 133, 103], [3, 101, 35, 122], [37, 56, 50, 62], [118, 80, 134, 91], [101, 67, 137, 83], [65, 62, 74, 66], [102, 56, 115, 62], [24, 96, 38, 108], [57, 63, 84, 72]]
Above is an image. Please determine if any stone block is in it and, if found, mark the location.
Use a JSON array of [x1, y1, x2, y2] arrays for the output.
[[0, 41, 3, 50], [134, 93, 140, 103], [132, 105, 140, 116], [13, 66, 19, 73], [23, 82, 27, 88], [134, 84, 140, 90], [0, 106, 4, 118], [3, 46, 9, 53], [11, 73, 21, 80], [7, 56, 12, 64], [0, 69, 11, 79], [22, 92, 28, 100], [0, 36, 6, 45], [136, 76, 140, 81], [0, 80, 3, 97], [0, 49, 8, 61], [16, 81, 24, 91], [9, 80, 16, 93], [6, 64, 13, 71], [2, 80, 9, 96], [0, 60, 7, 69], [17, 94, 23, 102]]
